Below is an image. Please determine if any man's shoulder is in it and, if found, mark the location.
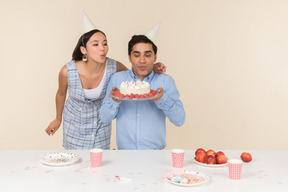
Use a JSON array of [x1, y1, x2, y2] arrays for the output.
[[153, 73, 174, 81], [111, 71, 128, 79]]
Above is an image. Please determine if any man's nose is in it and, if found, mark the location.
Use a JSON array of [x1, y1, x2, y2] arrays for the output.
[[140, 55, 145, 63]]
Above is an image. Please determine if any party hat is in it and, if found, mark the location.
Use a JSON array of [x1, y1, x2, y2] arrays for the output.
[[82, 11, 95, 34], [145, 22, 161, 42]]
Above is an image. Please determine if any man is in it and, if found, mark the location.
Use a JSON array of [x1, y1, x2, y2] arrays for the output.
[[99, 35, 185, 150]]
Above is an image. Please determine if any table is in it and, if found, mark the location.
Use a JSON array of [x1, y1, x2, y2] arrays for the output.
[[0, 150, 287, 192]]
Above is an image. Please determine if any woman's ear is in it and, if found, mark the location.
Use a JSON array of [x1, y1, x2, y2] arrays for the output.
[[80, 46, 87, 55]]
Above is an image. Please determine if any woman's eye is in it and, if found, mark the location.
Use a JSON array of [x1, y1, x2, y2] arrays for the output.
[[104, 43, 108, 46], [93, 44, 98, 46]]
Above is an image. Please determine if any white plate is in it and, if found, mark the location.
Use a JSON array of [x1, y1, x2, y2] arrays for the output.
[[193, 158, 228, 167], [111, 89, 159, 101], [165, 170, 209, 187], [40, 152, 80, 166]]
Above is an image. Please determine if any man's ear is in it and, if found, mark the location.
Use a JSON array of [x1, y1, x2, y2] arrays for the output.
[[80, 46, 87, 55], [128, 55, 132, 63]]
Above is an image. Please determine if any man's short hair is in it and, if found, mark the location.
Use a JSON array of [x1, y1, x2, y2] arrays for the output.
[[128, 35, 158, 55]]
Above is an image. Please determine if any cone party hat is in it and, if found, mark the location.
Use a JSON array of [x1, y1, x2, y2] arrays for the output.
[[145, 22, 161, 42], [82, 11, 95, 34]]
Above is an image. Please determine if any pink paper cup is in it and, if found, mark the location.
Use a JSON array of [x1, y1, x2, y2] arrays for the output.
[[171, 149, 185, 168], [228, 159, 242, 180], [90, 149, 103, 168]]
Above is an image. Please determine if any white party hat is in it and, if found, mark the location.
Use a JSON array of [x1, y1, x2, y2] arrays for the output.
[[145, 22, 161, 42], [82, 11, 95, 34]]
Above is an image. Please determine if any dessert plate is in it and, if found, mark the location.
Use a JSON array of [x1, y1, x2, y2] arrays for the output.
[[40, 152, 80, 166], [193, 158, 228, 167], [165, 170, 209, 187], [111, 89, 159, 101]]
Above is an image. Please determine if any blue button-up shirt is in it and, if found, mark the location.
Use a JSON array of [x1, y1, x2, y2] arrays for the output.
[[99, 69, 185, 150]]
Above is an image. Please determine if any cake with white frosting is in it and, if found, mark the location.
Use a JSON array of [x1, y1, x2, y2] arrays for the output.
[[119, 81, 150, 95]]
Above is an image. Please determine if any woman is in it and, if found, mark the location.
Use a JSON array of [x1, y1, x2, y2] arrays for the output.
[[45, 29, 165, 149]]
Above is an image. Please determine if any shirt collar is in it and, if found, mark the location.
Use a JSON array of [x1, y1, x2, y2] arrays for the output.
[[128, 68, 155, 83]]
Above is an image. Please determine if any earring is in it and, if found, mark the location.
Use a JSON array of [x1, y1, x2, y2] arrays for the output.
[[82, 54, 87, 62]]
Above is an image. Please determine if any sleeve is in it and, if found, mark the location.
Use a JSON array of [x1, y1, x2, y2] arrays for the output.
[[154, 76, 185, 126], [99, 75, 121, 125]]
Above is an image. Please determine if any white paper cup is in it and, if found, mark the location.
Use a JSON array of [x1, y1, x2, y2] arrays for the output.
[[171, 149, 185, 168], [90, 149, 103, 168], [228, 159, 242, 180]]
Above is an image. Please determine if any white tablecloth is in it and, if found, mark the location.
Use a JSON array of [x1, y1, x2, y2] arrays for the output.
[[0, 150, 287, 192]]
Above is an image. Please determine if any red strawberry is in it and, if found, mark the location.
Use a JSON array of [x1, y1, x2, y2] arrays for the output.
[[148, 92, 153, 97], [134, 94, 139, 99], [151, 90, 157, 96], [129, 94, 135, 99], [119, 93, 124, 98], [143, 94, 149, 98], [113, 91, 120, 96], [139, 95, 144, 98], [125, 94, 130, 98]]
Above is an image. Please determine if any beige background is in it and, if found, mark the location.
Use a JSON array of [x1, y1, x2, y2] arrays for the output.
[[0, 0, 287, 150]]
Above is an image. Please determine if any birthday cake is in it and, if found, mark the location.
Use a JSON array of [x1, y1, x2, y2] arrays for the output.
[[119, 81, 150, 95]]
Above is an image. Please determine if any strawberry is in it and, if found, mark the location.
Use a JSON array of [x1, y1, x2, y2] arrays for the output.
[[125, 94, 130, 98], [151, 90, 157, 96], [143, 94, 149, 98], [134, 94, 139, 99], [139, 95, 144, 98], [113, 91, 120, 96], [148, 92, 153, 97], [129, 94, 135, 99], [119, 93, 124, 98]]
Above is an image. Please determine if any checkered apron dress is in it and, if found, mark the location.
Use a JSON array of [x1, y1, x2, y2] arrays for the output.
[[62, 58, 116, 149]]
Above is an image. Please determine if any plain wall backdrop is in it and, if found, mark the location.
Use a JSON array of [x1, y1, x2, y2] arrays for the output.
[[0, 0, 288, 150]]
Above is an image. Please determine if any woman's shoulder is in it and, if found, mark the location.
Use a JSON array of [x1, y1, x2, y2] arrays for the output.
[[65, 60, 76, 68]]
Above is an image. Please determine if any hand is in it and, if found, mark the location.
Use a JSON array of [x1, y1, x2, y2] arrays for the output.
[[109, 87, 121, 103], [153, 62, 166, 73], [151, 87, 164, 101], [45, 119, 61, 136]]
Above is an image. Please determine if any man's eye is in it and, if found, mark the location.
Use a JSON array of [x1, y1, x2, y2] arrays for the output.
[[93, 44, 98, 46], [145, 54, 151, 57], [104, 43, 108, 46], [134, 54, 140, 57]]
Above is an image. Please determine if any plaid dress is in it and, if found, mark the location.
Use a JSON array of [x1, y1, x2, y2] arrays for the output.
[[62, 58, 117, 149]]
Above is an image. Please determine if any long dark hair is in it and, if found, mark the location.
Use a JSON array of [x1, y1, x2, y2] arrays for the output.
[[72, 29, 106, 61]]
